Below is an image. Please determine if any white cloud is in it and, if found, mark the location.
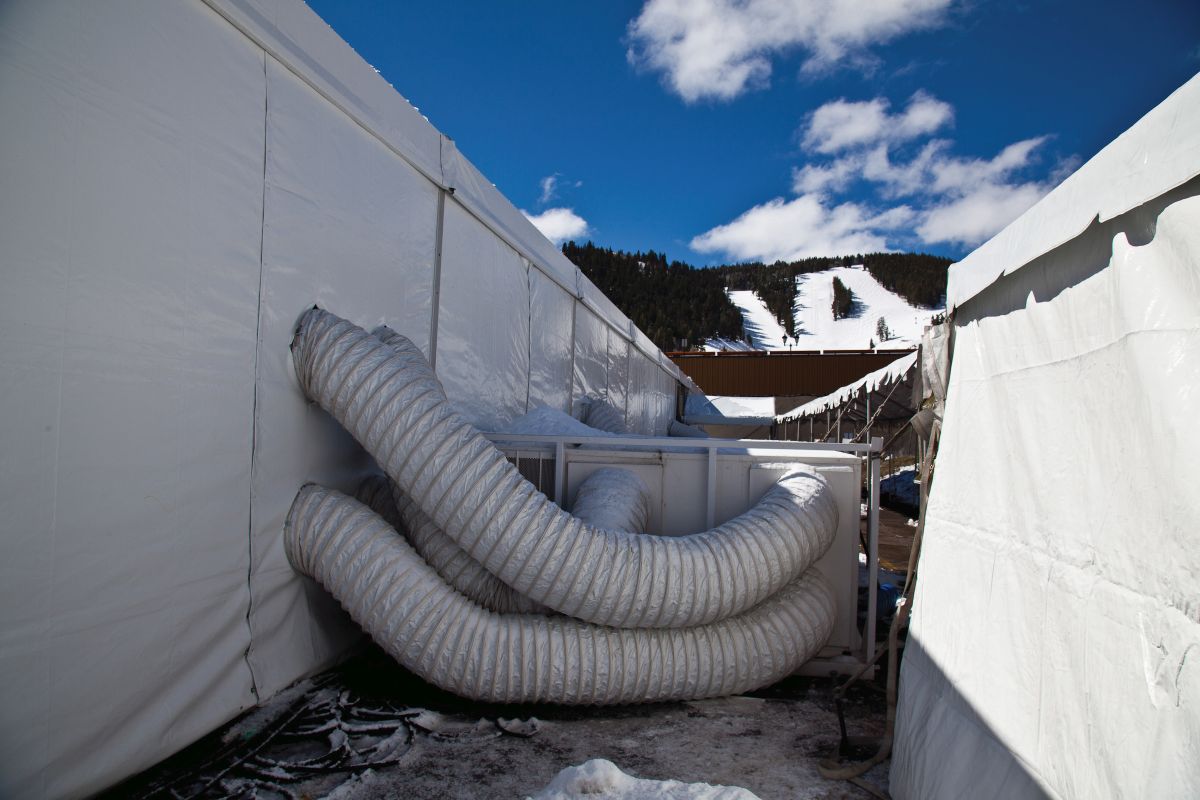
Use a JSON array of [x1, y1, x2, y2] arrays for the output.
[[898, 91, 955, 139], [801, 91, 953, 153], [690, 195, 913, 262], [523, 207, 590, 243], [792, 155, 862, 195], [917, 181, 1045, 245], [802, 98, 890, 153], [927, 136, 1046, 193], [538, 174, 559, 204], [861, 139, 947, 196], [627, 0, 954, 102], [696, 92, 1065, 258]]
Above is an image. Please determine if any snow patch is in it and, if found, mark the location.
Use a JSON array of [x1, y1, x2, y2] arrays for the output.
[[707, 395, 777, 418], [498, 405, 616, 437], [707, 265, 943, 352], [726, 290, 789, 349], [702, 336, 756, 352], [323, 768, 379, 799], [528, 758, 761, 800], [793, 265, 940, 350]]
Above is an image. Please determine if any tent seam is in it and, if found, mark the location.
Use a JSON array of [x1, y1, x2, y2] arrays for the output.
[[240, 49, 269, 701]]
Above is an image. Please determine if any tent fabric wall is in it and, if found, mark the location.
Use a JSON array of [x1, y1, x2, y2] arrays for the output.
[[0, 1, 693, 796], [0, 2, 266, 796], [573, 306, 611, 415], [626, 351, 661, 436], [245, 56, 444, 702], [435, 202, 532, 431], [606, 328, 631, 427], [527, 271, 575, 414], [892, 79, 1200, 800]]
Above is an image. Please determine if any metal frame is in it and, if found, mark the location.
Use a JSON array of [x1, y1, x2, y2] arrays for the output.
[[486, 432, 884, 672]]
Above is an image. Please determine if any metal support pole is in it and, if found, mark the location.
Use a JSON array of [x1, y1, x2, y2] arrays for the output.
[[865, 436, 882, 663], [427, 189, 447, 372], [553, 440, 565, 505], [865, 393, 871, 446], [705, 447, 717, 528]]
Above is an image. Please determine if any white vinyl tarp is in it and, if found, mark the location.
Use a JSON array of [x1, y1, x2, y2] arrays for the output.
[[892, 75, 1200, 799], [0, 0, 692, 796], [0, 3, 266, 797]]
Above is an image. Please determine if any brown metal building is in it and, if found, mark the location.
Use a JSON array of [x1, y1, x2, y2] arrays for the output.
[[669, 349, 913, 398]]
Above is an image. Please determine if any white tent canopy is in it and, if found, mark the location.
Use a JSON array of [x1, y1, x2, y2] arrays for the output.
[[892, 74, 1200, 799]]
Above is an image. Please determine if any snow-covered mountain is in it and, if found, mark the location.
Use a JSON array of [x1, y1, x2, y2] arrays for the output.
[[706, 265, 943, 351]]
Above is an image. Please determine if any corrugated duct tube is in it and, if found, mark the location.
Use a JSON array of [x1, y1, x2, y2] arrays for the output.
[[356, 474, 545, 615], [566, 467, 651, 534], [355, 466, 650, 616], [287, 484, 836, 704], [289, 308, 839, 629]]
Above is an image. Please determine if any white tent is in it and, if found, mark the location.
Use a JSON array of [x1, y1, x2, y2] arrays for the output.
[[0, 1, 693, 796], [892, 74, 1200, 798]]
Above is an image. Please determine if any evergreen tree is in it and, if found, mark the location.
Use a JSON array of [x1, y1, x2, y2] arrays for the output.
[[832, 277, 853, 319]]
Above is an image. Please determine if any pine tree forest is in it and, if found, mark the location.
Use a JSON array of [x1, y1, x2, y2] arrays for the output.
[[561, 241, 951, 351]]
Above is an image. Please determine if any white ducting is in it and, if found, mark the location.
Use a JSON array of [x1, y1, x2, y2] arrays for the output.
[[356, 475, 545, 615], [668, 419, 710, 438], [568, 468, 651, 534], [291, 308, 839, 629], [357, 467, 648, 614], [286, 485, 837, 704]]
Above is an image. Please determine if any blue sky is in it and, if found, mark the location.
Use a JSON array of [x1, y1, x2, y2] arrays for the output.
[[306, 0, 1199, 265]]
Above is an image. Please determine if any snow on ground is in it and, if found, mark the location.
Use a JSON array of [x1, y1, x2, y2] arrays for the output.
[[725, 290, 789, 350], [529, 758, 759, 800], [123, 649, 891, 800], [702, 336, 756, 352], [707, 395, 777, 418], [792, 265, 940, 350]]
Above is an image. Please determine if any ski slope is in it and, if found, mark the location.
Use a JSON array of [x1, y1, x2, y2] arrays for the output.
[[793, 265, 939, 350], [724, 290, 789, 349], [707, 266, 943, 351]]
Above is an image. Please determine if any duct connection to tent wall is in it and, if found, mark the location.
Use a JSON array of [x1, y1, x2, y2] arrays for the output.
[[285, 308, 840, 703], [0, 1, 698, 793]]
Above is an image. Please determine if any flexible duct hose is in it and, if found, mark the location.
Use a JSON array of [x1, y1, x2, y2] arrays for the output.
[[291, 308, 838, 628], [286, 485, 836, 704], [567, 468, 651, 534], [357, 475, 546, 615], [357, 467, 648, 614]]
